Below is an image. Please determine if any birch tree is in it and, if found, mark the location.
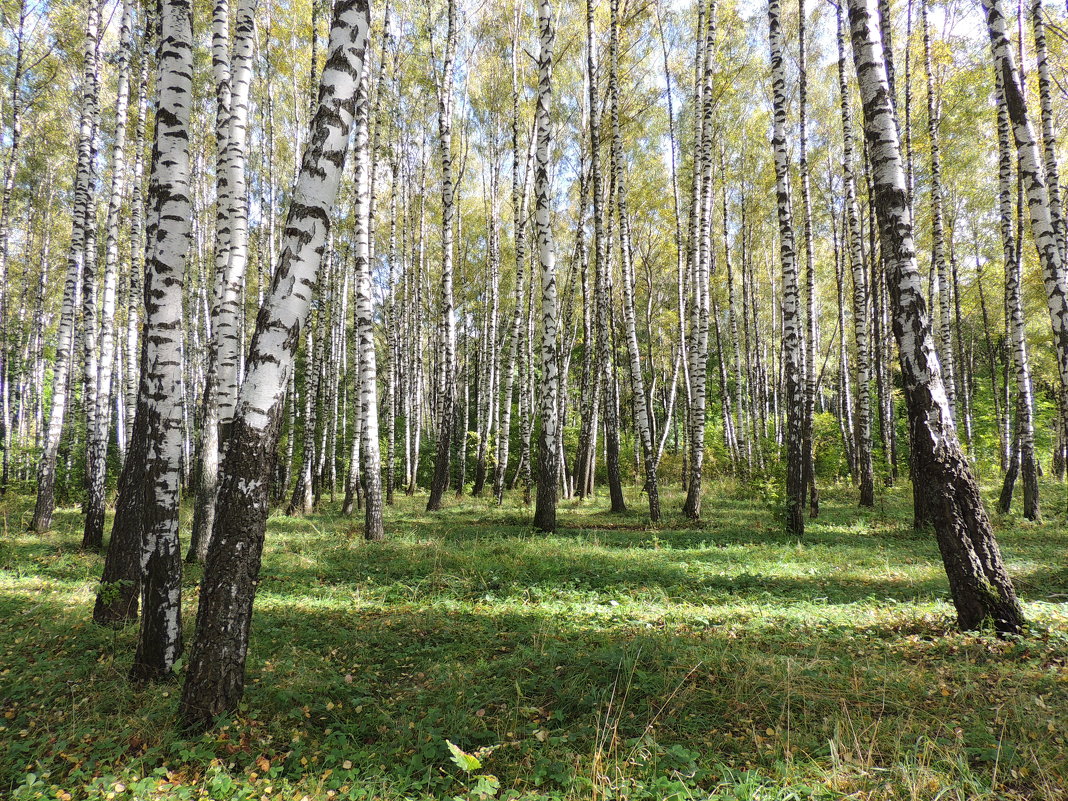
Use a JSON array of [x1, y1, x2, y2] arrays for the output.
[[609, 0, 659, 522], [532, 0, 557, 534], [179, 0, 371, 728], [769, 0, 805, 536], [30, 0, 100, 533], [427, 0, 459, 511], [848, 0, 1023, 634], [981, 0, 1068, 467], [123, 0, 195, 679], [836, 1, 874, 507]]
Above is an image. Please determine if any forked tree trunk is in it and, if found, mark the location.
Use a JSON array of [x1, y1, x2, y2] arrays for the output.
[[849, 0, 1023, 634], [179, 0, 370, 729]]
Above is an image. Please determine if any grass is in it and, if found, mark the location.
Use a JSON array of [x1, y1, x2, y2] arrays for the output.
[[0, 479, 1066, 800]]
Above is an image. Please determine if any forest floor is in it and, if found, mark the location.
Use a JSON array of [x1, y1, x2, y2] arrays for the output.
[[0, 479, 1066, 801]]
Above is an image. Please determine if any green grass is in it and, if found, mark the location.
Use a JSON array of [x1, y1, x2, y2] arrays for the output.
[[1, 480, 1066, 800]]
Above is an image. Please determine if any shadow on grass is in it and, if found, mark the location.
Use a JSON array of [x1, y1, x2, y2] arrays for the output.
[[1, 587, 1065, 799]]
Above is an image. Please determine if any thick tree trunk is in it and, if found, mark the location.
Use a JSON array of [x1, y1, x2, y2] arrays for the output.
[[179, 0, 370, 729], [849, 0, 1024, 634], [125, 0, 195, 680]]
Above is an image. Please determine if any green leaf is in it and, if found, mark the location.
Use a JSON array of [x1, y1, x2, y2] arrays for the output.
[[445, 739, 482, 773]]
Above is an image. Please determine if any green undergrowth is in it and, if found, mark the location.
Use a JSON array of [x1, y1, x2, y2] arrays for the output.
[[1, 480, 1066, 800]]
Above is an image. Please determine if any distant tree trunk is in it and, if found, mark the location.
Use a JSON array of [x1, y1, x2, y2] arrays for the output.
[[83, 0, 134, 548], [836, 1, 874, 507], [683, 0, 714, 520], [344, 58, 384, 538], [921, 0, 957, 423], [609, 0, 659, 522], [0, 0, 30, 495], [994, 66, 1039, 520], [179, 0, 370, 729], [769, 0, 805, 536], [31, 0, 101, 533], [494, 12, 532, 505], [798, 0, 818, 519], [124, 37, 151, 458], [587, 0, 626, 514], [125, 0, 195, 680], [983, 0, 1068, 481], [427, 0, 458, 512], [849, 0, 1023, 634], [532, 0, 558, 533]]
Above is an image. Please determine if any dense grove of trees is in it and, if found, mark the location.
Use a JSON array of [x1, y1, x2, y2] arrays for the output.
[[2, 0, 1066, 725]]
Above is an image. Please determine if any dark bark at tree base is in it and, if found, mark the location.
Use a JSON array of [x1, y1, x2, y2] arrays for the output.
[[93, 401, 149, 627]]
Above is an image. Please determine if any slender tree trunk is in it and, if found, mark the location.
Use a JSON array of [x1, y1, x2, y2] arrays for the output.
[[994, 66, 1039, 520], [682, 0, 714, 520], [983, 0, 1068, 475], [849, 0, 1023, 634], [837, 2, 874, 506], [31, 0, 101, 532], [798, 0, 818, 518], [532, 0, 558, 532], [427, 0, 459, 511], [354, 62, 384, 540], [609, 0, 659, 522], [179, 0, 370, 728], [769, 0, 805, 536]]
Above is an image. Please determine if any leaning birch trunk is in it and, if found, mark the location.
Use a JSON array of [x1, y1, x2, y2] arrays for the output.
[[981, 0, 1068, 466], [427, 0, 458, 512], [848, 0, 1024, 634], [31, 0, 100, 533], [994, 67, 1039, 520], [179, 0, 370, 728], [532, 0, 558, 534], [769, 0, 805, 536], [836, 1, 874, 507], [84, 0, 134, 549], [1031, 0, 1066, 264], [122, 0, 194, 679], [609, 0, 659, 522]]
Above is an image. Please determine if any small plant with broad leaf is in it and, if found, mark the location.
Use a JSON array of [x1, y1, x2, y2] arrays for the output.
[[446, 739, 500, 800]]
